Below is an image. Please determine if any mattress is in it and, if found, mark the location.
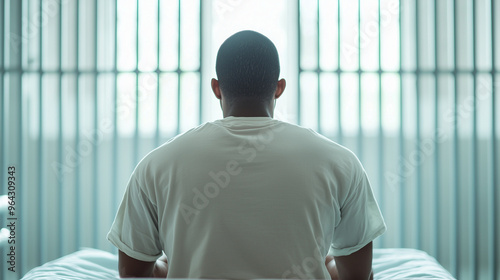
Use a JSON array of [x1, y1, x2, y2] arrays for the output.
[[21, 247, 456, 279]]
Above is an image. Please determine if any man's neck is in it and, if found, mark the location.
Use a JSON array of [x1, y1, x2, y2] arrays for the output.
[[223, 104, 273, 118]]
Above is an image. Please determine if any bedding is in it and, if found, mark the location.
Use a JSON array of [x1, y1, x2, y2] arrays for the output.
[[21, 247, 456, 280]]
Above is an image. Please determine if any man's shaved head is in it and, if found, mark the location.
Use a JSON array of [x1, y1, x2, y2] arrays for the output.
[[215, 30, 280, 104]]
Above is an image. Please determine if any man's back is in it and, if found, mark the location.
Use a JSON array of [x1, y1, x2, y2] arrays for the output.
[[108, 116, 385, 279]]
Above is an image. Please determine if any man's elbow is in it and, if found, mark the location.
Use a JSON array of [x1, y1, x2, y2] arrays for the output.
[[119, 271, 136, 278], [119, 268, 150, 278], [333, 242, 374, 280], [118, 250, 156, 278], [119, 269, 154, 278], [339, 271, 373, 280]]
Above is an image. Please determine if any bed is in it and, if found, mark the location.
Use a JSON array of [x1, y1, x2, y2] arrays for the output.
[[21, 248, 456, 279]]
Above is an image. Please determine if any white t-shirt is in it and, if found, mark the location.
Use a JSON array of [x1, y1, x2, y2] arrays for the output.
[[107, 116, 386, 279]]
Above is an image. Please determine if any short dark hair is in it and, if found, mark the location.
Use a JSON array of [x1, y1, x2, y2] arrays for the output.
[[215, 30, 280, 104]]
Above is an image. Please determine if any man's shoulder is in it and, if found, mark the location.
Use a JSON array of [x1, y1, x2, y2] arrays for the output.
[[302, 129, 365, 173], [286, 123, 355, 156], [135, 122, 214, 168], [157, 122, 215, 149]]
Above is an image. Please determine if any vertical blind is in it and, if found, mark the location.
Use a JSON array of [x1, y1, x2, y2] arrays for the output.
[[296, 1, 499, 279], [0, 0, 499, 279]]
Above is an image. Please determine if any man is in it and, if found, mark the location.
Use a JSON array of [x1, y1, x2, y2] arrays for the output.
[[107, 30, 386, 279]]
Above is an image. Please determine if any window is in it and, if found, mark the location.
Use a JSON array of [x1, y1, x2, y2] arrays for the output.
[[1, 0, 499, 279]]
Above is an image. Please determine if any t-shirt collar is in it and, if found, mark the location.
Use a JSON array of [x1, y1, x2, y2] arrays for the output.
[[214, 116, 278, 128]]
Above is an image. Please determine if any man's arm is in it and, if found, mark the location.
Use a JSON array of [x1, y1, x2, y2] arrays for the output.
[[118, 250, 168, 278], [326, 242, 374, 280]]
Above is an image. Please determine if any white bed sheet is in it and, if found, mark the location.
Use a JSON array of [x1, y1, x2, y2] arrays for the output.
[[21, 247, 455, 279]]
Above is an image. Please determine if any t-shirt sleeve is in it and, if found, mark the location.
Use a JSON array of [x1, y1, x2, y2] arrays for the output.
[[107, 169, 162, 262], [330, 158, 387, 257]]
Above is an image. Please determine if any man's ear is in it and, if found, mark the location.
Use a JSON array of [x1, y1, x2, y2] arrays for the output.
[[212, 78, 222, 100], [274, 78, 286, 99]]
